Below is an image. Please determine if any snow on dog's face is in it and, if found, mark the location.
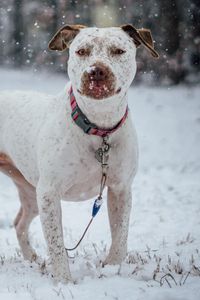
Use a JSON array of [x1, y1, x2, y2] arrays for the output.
[[49, 24, 158, 100]]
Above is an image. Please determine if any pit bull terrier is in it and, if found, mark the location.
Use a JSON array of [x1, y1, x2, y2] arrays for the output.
[[0, 24, 158, 282]]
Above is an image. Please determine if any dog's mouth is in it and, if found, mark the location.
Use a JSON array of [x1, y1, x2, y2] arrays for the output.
[[78, 63, 119, 100]]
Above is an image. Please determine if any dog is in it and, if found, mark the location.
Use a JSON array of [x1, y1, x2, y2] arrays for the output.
[[0, 24, 158, 283]]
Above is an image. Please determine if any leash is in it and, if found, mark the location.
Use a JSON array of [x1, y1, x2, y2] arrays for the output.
[[65, 87, 128, 252], [65, 136, 110, 251]]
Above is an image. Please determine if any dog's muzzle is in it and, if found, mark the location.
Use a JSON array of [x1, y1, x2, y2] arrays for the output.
[[79, 62, 118, 100]]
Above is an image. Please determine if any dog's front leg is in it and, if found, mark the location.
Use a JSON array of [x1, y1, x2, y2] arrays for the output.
[[37, 183, 71, 283], [105, 185, 132, 265]]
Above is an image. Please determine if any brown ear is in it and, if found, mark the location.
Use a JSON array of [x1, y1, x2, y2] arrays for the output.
[[48, 24, 86, 51], [121, 24, 159, 58]]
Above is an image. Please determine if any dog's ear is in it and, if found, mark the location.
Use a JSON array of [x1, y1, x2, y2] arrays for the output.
[[48, 24, 86, 51], [121, 24, 159, 58]]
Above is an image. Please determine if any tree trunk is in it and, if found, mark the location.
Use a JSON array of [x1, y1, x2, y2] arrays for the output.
[[48, 0, 59, 37], [12, 0, 24, 67], [159, 0, 180, 55]]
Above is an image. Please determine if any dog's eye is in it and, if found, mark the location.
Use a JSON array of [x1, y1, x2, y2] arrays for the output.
[[76, 48, 90, 56], [111, 48, 126, 55]]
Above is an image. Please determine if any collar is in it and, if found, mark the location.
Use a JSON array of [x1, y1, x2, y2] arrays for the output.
[[69, 86, 128, 137]]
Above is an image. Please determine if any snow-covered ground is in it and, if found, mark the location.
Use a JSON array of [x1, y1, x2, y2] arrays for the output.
[[0, 68, 199, 300]]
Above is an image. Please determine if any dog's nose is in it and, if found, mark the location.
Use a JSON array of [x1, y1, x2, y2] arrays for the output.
[[88, 66, 106, 81]]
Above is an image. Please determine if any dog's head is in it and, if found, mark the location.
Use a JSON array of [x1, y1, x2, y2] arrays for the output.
[[49, 24, 158, 100]]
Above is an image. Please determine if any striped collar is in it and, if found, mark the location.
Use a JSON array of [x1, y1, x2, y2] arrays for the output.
[[69, 86, 128, 137]]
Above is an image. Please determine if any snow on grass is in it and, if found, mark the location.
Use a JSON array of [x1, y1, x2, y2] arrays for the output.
[[0, 68, 200, 299]]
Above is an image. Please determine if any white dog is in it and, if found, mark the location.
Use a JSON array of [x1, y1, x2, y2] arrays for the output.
[[0, 24, 158, 282]]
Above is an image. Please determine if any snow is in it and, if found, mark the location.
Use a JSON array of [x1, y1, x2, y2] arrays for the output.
[[0, 68, 200, 299]]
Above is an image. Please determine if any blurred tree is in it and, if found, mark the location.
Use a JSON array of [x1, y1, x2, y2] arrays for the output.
[[159, 0, 180, 55], [11, 0, 24, 67], [48, 0, 59, 37], [70, 0, 76, 15], [0, 8, 3, 64], [47, 0, 59, 65], [188, 0, 200, 73]]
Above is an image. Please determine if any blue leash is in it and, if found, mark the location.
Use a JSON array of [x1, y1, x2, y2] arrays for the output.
[[65, 196, 103, 251]]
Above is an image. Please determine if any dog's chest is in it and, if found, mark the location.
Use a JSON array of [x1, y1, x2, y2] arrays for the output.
[[60, 140, 103, 201], [60, 131, 133, 202]]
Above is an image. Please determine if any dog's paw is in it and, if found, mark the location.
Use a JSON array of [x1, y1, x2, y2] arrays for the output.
[[51, 272, 73, 284], [22, 249, 39, 263], [103, 251, 126, 266], [51, 264, 72, 284]]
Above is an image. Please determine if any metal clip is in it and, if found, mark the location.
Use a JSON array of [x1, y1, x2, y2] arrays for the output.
[[95, 136, 110, 164]]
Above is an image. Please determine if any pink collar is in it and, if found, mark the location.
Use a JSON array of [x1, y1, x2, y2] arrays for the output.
[[69, 86, 128, 137]]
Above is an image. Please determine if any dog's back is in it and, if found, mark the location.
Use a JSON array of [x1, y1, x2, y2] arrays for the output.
[[0, 90, 57, 184]]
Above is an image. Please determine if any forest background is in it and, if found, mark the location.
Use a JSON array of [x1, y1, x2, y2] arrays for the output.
[[0, 0, 199, 85]]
